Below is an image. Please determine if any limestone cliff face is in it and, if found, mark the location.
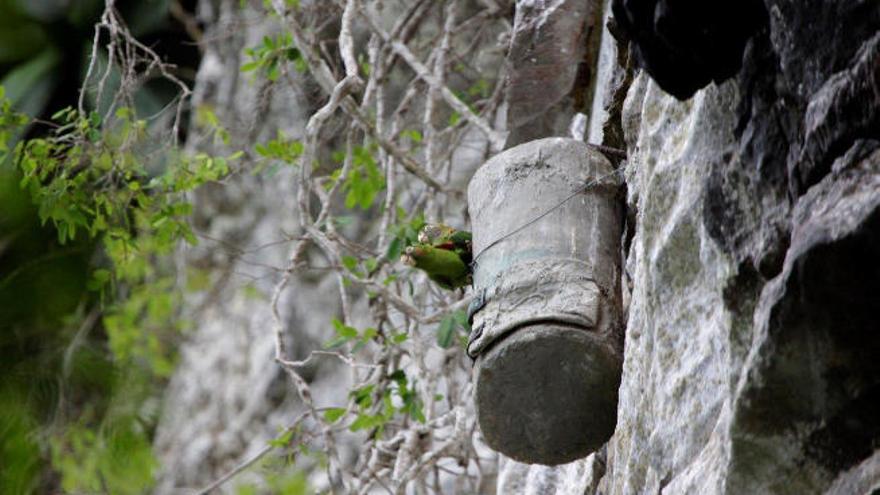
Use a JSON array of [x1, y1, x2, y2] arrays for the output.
[[152, 2, 349, 491], [499, 0, 880, 492], [153, 0, 879, 493], [607, 74, 878, 495], [607, 75, 741, 495]]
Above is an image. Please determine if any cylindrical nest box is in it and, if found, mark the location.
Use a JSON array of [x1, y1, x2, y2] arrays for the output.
[[467, 137, 623, 465]]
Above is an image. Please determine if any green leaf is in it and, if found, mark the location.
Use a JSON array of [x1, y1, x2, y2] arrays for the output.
[[86, 268, 112, 291], [322, 408, 346, 423], [437, 315, 457, 348], [268, 429, 295, 448], [349, 413, 387, 432], [341, 255, 358, 272], [236, 484, 258, 495], [350, 385, 375, 408], [332, 216, 353, 227], [88, 111, 102, 129], [333, 319, 358, 339], [324, 318, 358, 348], [323, 336, 349, 349], [240, 61, 261, 72], [388, 369, 406, 382], [402, 129, 422, 144], [364, 257, 378, 272], [342, 144, 385, 210], [1, 48, 60, 118], [386, 237, 402, 261], [452, 309, 470, 331]]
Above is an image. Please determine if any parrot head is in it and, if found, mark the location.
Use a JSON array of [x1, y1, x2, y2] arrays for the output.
[[417, 226, 436, 245], [399, 245, 423, 267], [418, 223, 458, 245]]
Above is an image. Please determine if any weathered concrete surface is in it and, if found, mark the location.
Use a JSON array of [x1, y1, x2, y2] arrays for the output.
[[468, 138, 623, 358], [468, 138, 624, 466], [476, 327, 620, 465]]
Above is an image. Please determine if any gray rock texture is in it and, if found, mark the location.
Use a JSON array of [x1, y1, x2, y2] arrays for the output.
[[504, 0, 605, 147], [151, 0, 880, 492], [606, 74, 741, 495], [152, 2, 349, 492], [496, 0, 880, 492]]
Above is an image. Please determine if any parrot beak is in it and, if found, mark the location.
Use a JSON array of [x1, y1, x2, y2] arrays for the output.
[[400, 246, 418, 266]]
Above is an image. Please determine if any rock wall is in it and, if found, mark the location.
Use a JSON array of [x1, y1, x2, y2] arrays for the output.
[[151, 0, 879, 493], [152, 1, 350, 491], [607, 74, 739, 495], [501, 0, 879, 493]]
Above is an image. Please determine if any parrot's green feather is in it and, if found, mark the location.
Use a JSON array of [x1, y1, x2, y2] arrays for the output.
[[447, 230, 472, 264], [405, 244, 471, 290], [407, 224, 473, 290], [418, 224, 473, 264], [449, 230, 471, 244]]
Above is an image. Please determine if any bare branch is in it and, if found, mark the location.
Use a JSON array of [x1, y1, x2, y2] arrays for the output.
[[355, 5, 507, 150], [194, 411, 312, 495], [339, 0, 362, 81]]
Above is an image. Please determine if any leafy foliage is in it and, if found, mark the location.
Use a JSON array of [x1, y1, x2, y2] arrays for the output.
[[331, 143, 386, 210], [0, 393, 41, 494], [51, 415, 158, 495], [2, 0, 510, 490], [1, 84, 235, 491], [254, 130, 305, 175], [15, 105, 237, 376], [242, 33, 307, 81], [437, 310, 469, 349]]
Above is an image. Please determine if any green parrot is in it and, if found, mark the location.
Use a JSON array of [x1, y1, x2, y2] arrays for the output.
[[417, 223, 473, 265], [400, 224, 473, 290]]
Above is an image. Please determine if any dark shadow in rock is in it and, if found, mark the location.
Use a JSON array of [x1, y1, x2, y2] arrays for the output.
[[730, 153, 880, 490], [789, 34, 880, 195], [805, 383, 880, 474], [611, 0, 766, 100]]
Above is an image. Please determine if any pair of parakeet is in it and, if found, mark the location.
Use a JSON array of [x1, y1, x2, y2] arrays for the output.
[[400, 224, 473, 290]]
